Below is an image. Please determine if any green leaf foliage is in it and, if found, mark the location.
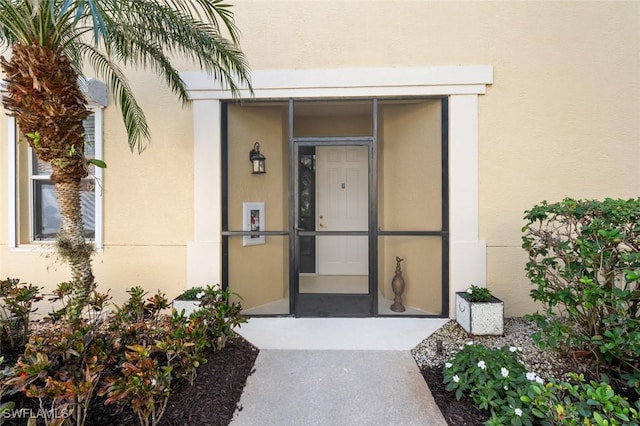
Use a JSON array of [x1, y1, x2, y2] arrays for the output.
[[523, 373, 640, 425], [0, 278, 43, 353], [87, 158, 107, 168], [522, 198, 640, 391], [443, 343, 534, 425], [442, 343, 639, 426], [5, 283, 247, 426], [0, 0, 252, 152]]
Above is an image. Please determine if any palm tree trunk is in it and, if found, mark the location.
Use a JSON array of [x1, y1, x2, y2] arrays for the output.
[[54, 178, 95, 323]]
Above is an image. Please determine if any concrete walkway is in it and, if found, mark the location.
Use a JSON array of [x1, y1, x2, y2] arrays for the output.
[[230, 318, 449, 426]]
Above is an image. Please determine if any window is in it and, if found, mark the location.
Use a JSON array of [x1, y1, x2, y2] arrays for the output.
[[30, 114, 98, 241]]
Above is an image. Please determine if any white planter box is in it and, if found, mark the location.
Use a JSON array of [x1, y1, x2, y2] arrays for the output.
[[455, 292, 504, 336], [172, 299, 201, 317]]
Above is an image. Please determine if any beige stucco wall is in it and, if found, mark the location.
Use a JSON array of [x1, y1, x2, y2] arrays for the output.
[[2, 1, 639, 316]]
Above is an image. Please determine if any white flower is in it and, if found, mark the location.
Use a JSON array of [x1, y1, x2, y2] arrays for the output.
[[151, 379, 157, 386], [196, 291, 205, 299], [477, 360, 486, 370], [452, 375, 460, 383], [445, 362, 453, 369], [526, 372, 545, 384], [501, 367, 509, 378], [467, 288, 473, 294], [212, 284, 221, 291], [514, 408, 523, 417], [509, 346, 518, 352]]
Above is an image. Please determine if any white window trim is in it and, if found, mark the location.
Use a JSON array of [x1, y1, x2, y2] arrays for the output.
[[6, 79, 106, 251], [181, 65, 492, 316], [7, 117, 17, 249]]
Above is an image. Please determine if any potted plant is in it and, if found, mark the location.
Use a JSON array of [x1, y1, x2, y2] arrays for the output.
[[172, 286, 209, 317], [455, 285, 504, 336]]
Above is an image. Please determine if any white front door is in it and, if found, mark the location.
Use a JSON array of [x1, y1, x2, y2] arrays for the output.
[[316, 146, 368, 275]]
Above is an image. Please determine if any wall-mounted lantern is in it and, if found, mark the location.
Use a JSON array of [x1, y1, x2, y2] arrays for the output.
[[249, 142, 266, 174]]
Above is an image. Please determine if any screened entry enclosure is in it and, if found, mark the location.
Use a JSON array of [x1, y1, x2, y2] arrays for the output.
[[223, 98, 448, 317]]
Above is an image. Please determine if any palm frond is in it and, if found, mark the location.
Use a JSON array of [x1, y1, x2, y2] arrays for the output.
[[0, 0, 33, 46], [79, 43, 150, 153], [102, 27, 189, 105], [1, 0, 252, 148], [160, 0, 242, 44], [0, 0, 86, 50], [101, 0, 252, 96]]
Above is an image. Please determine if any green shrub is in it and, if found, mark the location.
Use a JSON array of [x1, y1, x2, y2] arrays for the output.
[[1, 286, 110, 425], [155, 310, 209, 386], [5, 324, 109, 426], [522, 198, 640, 387], [443, 343, 535, 425], [189, 284, 246, 350], [102, 344, 172, 426], [108, 287, 170, 357], [101, 287, 217, 425], [522, 373, 640, 426], [111, 286, 169, 327], [443, 344, 640, 426], [3, 285, 245, 426], [0, 278, 43, 354]]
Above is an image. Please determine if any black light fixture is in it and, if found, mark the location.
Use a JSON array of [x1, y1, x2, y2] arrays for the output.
[[249, 142, 266, 174]]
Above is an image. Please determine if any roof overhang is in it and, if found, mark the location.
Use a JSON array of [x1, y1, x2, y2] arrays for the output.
[[182, 65, 493, 100]]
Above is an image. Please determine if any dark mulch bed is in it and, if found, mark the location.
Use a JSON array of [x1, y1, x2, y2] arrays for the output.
[[420, 367, 489, 425], [158, 337, 258, 426], [2, 336, 259, 426]]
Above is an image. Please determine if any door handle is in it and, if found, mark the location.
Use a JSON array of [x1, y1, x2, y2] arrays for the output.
[[319, 223, 325, 228], [295, 227, 304, 232]]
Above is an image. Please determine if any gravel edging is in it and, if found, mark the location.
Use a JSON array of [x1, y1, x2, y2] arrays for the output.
[[411, 317, 574, 381]]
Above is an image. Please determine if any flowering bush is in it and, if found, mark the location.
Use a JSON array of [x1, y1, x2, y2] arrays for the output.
[[443, 343, 640, 425], [463, 285, 493, 302], [443, 343, 534, 425]]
